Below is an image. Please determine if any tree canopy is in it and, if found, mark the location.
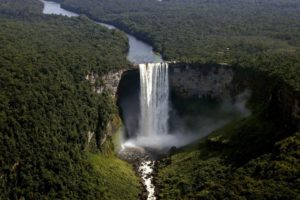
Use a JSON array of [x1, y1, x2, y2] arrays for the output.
[[0, 1, 139, 199], [59, 0, 300, 90]]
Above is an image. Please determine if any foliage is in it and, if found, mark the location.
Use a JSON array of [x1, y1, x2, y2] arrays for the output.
[[86, 153, 140, 200], [57, 0, 300, 91], [158, 73, 299, 199], [0, 0, 43, 15], [0, 3, 139, 199], [1, 0, 300, 199], [157, 113, 300, 200]]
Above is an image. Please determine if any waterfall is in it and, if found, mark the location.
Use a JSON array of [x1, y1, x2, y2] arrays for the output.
[[139, 63, 169, 137]]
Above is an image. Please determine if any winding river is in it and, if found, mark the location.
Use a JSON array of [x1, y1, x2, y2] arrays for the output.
[[41, 0, 162, 64]]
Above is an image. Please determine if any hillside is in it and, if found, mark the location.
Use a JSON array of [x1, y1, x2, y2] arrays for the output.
[[157, 120, 300, 199], [0, 1, 139, 199]]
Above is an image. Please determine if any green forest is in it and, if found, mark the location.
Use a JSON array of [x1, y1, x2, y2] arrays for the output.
[[1, 0, 300, 199], [54, 0, 300, 199], [0, 0, 139, 199], [157, 74, 300, 199], [58, 0, 300, 91]]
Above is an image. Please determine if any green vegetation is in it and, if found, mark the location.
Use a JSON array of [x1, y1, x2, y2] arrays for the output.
[[1, 0, 300, 199], [157, 113, 300, 199], [0, 0, 43, 14], [158, 71, 299, 199], [87, 153, 140, 200], [56, 0, 300, 91], [0, 1, 139, 199]]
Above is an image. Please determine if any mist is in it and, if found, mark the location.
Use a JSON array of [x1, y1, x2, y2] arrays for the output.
[[120, 89, 251, 151]]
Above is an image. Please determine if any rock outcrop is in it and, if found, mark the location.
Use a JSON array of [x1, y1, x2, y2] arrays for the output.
[[84, 70, 127, 149], [169, 63, 234, 100], [85, 69, 127, 96], [278, 86, 300, 128]]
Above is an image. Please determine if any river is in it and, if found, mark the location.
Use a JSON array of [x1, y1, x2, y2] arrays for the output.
[[41, 0, 162, 64]]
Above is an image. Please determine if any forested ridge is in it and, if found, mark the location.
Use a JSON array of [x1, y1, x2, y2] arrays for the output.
[[0, 0, 139, 199], [58, 0, 300, 91]]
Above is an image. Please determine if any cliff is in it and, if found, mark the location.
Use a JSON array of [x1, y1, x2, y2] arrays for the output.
[[169, 63, 234, 100], [85, 69, 127, 96], [84, 69, 127, 150], [278, 85, 300, 129], [115, 63, 300, 139]]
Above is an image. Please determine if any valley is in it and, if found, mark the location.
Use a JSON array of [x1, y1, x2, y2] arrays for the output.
[[0, 0, 299, 199]]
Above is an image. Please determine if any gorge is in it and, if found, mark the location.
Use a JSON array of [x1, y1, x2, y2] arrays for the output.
[[1, 0, 300, 199], [87, 59, 300, 199], [41, 2, 252, 199], [36, 1, 300, 199]]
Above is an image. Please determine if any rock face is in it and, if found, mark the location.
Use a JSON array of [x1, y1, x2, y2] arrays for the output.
[[85, 69, 127, 96], [169, 63, 234, 100], [101, 71, 127, 95], [84, 70, 127, 149], [277, 86, 300, 129], [115, 63, 300, 144], [85, 130, 97, 150], [294, 100, 300, 121]]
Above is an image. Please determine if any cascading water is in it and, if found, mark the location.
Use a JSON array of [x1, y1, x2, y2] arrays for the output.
[[122, 62, 173, 149], [139, 63, 169, 200], [139, 63, 169, 137], [119, 63, 169, 200], [118, 63, 251, 200]]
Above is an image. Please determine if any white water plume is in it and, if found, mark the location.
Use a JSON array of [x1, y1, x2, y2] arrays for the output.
[[121, 63, 251, 150], [139, 63, 169, 137]]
